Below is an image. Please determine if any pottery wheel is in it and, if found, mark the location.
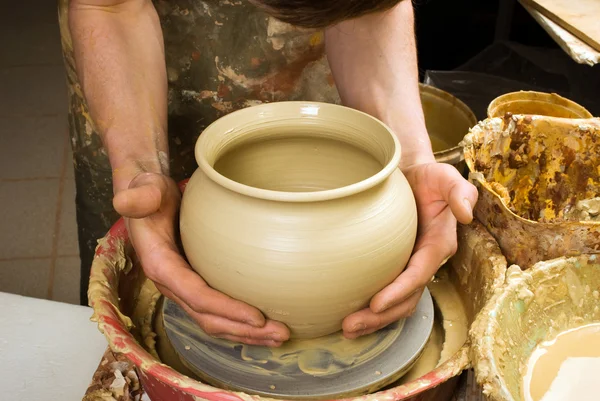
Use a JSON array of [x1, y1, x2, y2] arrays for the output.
[[162, 289, 434, 399]]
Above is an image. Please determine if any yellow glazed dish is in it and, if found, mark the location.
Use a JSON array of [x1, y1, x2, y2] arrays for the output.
[[180, 102, 418, 339]]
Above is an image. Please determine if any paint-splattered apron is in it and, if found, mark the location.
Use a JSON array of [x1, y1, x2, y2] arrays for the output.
[[58, 0, 341, 304]]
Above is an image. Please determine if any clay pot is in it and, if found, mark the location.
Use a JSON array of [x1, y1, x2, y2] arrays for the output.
[[88, 210, 506, 401], [463, 114, 600, 268], [420, 84, 478, 173], [470, 254, 600, 401], [179, 102, 417, 339], [487, 91, 592, 119]]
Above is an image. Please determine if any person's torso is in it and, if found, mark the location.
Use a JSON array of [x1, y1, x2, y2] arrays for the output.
[[59, 0, 341, 180], [157, 0, 341, 178]]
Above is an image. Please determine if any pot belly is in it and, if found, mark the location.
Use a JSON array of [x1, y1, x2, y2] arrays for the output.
[[180, 169, 417, 338]]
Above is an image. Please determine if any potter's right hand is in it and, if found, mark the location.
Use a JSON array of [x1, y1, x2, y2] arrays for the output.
[[113, 172, 291, 346]]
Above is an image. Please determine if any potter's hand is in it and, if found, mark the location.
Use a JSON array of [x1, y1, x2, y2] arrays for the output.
[[113, 172, 290, 346], [342, 163, 477, 339]]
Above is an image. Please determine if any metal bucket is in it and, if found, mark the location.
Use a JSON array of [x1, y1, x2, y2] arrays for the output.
[[88, 180, 507, 401], [487, 91, 593, 119], [470, 254, 600, 401], [420, 84, 478, 173]]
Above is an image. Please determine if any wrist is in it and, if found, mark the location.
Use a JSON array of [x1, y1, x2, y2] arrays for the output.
[[384, 121, 435, 168], [104, 128, 170, 194], [400, 148, 436, 168], [111, 156, 169, 194]]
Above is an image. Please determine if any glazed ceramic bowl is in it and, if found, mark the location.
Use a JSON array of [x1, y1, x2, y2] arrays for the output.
[[463, 114, 600, 268], [487, 91, 592, 119], [470, 254, 600, 401], [180, 102, 418, 339]]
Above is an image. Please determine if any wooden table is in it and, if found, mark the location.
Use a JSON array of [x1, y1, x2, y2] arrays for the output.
[[520, 0, 600, 65], [495, 0, 600, 66]]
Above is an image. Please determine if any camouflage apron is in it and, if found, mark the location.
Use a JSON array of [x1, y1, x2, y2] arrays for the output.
[[58, 0, 341, 304]]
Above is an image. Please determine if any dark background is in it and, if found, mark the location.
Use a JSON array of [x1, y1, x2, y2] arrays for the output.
[[414, 0, 556, 73], [412, 0, 600, 117]]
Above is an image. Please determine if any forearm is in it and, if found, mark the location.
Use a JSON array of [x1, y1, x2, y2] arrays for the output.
[[325, 1, 434, 167], [69, 0, 168, 193]]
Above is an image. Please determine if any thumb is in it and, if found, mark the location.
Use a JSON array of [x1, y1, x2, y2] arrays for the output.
[[113, 174, 164, 218], [439, 167, 478, 224]]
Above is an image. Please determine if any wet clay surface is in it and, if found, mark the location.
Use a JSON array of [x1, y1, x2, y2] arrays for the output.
[[159, 290, 434, 399], [89, 218, 500, 401], [214, 136, 382, 192], [180, 102, 417, 339], [149, 268, 468, 399], [398, 270, 468, 384], [165, 304, 405, 378], [471, 255, 600, 401], [523, 323, 600, 401]]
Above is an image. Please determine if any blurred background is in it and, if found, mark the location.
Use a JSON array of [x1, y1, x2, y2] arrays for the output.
[[0, 0, 77, 304]]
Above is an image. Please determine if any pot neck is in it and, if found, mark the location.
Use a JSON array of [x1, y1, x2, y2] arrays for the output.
[[195, 102, 401, 202]]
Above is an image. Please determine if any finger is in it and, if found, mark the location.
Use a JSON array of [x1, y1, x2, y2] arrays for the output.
[[158, 284, 290, 343], [435, 165, 478, 224], [113, 184, 163, 218], [157, 286, 286, 347], [191, 312, 290, 343], [218, 335, 284, 348], [146, 248, 267, 327], [370, 212, 457, 313], [342, 290, 423, 339]]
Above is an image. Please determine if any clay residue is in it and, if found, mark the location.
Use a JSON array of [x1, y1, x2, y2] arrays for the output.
[[83, 349, 147, 401], [428, 270, 469, 364], [90, 223, 478, 401], [165, 306, 404, 379], [465, 115, 600, 224], [564, 197, 600, 221], [88, 230, 248, 401], [244, 322, 405, 376], [88, 236, 134, 332], [471, 255, 600, 401], [145, 268, 469, 399], [397, 307, 444, 384], [397, 268, 469, 385], [523, 323, 600, 401]]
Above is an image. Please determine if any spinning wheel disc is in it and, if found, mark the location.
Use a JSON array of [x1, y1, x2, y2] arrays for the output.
[[163, 289, 434, 399]]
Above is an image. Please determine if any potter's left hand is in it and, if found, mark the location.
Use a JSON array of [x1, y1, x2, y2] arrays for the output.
[[342, 162, 478, 339]]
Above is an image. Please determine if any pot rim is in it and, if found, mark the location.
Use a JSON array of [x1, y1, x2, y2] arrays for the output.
[[194, 101, 402, 203], [487, 91, 593, 119]]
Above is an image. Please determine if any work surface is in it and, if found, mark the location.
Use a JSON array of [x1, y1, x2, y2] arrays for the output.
[[0, 292, 108, 401]]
